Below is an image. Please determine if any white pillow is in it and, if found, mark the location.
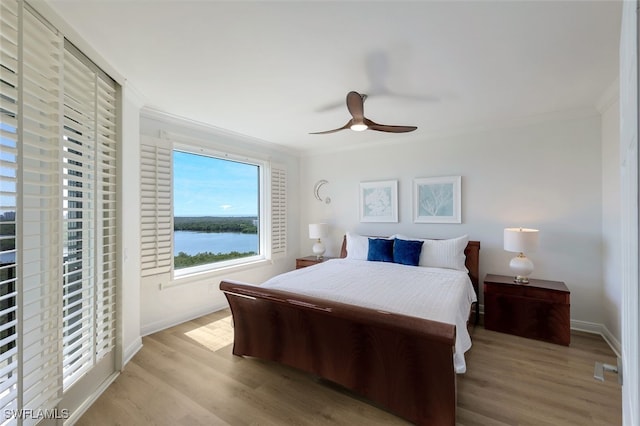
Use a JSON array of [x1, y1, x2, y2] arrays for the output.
[[345, 233, 397, 260], [395, 234, 469, 271], [345, 232, 369, 260]]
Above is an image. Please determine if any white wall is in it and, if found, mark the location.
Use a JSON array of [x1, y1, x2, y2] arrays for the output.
[[120, 85, 144, 364], [601, 95, 622, 349], [300, 114, 604, 325], [137, 111, 301, 335]]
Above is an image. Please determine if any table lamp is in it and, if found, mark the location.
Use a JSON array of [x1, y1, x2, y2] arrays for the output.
[[504, 227, 539, 283], [308, 223, 329, 259]]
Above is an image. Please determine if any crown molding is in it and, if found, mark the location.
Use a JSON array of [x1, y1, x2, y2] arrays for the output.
[[140, 106, 301, 158]]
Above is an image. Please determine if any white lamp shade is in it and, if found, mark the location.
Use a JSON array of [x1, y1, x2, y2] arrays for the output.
[[308, 223, 329, 239], [504, 228, 539, 253]]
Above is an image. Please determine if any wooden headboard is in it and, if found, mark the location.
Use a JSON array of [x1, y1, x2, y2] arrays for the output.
[[339, 236, 481, 297]]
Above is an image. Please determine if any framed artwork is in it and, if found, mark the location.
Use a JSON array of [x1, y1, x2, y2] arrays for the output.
[[359, 180, 398, 223], [413, 176, 461, 223]]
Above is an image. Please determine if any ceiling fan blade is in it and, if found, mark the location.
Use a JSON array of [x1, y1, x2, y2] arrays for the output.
[[346, 91, 365, 120], [365, 118, 417, 133], [309, 120, 352, 135]]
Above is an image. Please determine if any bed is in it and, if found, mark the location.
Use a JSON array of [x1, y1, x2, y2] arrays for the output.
[[219, 234, 480, 425]]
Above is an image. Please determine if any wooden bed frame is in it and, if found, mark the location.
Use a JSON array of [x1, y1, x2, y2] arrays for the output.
[[219, 238, 480, 425]]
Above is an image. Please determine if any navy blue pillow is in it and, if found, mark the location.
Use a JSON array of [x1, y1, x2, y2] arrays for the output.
[[367, 238, 394, 262], [393, 238, 424, 266]]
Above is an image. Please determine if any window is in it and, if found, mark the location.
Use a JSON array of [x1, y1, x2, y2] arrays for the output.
[[173, 150, 261, 272], [140, 134, 287, 280]]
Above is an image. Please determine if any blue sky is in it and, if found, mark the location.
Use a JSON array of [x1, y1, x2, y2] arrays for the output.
[[173, 151, 258, 217]]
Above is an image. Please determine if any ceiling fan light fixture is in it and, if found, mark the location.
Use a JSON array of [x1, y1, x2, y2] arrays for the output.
[[350, 123, 368, 132], [310, 90, 417, 135]]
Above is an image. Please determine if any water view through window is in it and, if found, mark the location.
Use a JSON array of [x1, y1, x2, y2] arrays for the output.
[[173, 150, 259, 270]]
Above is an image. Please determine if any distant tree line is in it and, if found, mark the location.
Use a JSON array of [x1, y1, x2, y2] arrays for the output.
[[0, 219, 15, 252], [174, 250, 256, 269], [174, 216, 257, 234]]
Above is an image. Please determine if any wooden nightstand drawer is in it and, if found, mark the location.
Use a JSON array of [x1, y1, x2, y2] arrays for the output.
[[484, 274, 570, 346], [295, 256, 336, 269], [522, 286, 569, 303]]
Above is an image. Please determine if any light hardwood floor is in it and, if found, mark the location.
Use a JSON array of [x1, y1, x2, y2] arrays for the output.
[[78, 310, 621, 425]]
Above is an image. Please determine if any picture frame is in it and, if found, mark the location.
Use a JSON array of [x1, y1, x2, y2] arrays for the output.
[[413, 176, 461, 223], [359, 180, 398, 223]]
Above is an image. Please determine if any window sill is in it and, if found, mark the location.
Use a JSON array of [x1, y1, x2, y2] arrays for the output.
[[162, 258, 273, 289]]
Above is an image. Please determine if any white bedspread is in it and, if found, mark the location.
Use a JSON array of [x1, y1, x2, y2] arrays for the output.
[[261, 259, 477, 373]]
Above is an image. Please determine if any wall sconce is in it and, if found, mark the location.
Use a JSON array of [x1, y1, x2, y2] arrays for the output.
[[308, 223, 329, 259], [313, 180, 331, 204], [504, 227, 539, 283]]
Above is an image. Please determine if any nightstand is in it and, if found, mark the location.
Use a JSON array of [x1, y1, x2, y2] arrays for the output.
[[484, 274, 570, 346], [295, 256, 336, 269]]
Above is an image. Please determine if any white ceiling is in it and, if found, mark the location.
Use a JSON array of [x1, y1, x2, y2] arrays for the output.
[[47, 0, 622, 154]]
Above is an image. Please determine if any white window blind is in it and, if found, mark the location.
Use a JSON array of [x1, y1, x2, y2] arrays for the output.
[[140, 137, 172, 277], [1, 1, 64, 424], [270, 165, 287, 258], [0, 1, 119, 421], [61, 42, 118, 389], [0, 0, 22, 419]]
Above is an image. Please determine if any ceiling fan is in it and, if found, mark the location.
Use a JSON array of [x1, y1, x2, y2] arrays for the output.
[[310, 91, 418, 135]]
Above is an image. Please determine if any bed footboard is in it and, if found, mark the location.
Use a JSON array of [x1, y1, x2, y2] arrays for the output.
[[220, 280, 457, 426]]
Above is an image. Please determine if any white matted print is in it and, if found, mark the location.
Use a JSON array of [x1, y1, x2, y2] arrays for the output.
[[359, 180, 398, 223], [413, 176, 461, 223]]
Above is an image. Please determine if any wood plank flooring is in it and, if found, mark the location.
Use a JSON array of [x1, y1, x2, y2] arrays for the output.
[[78, 310, 621, 425]]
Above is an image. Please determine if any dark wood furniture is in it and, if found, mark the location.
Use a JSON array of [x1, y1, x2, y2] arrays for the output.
[[220, 237, 480, 425], [483, 274, 570, 346], [295, 256, 336, 269]]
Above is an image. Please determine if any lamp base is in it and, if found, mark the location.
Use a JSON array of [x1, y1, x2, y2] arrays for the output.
[[312, 239, 325, 259], [509, 253, 533, 284]]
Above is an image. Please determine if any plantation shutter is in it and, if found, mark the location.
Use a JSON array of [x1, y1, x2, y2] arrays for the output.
[[1, 1, 119, 419], [140, 137, 173, 276], [0, 0, 21, 417], [61, 41, 118, 388], [0, 0, 64, 422], [93, 75, 117, 362], [270, 164, 287, 258]]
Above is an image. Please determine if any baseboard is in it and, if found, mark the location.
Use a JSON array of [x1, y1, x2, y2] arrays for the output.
[[123, 337, 143, 366], [571, 319, 622, 358], [141, 302, 228, 336], [600, 325, 622, 359], [64, 371, 119, 426], [570, 319, 602, 334]]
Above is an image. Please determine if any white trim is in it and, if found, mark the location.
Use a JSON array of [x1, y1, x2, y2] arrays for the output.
[[171, 134, 272, 164], [571, 320, 622, 358], [141, 303, 229, 337], [570, 319, 603, 335], [142, 107, 298, 157], [619, 1, 639, 424], [122, 338, 143, 367], [166, 259, 272, 289], [601, 325, 623, 360], [63, 371, 120, 426]]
